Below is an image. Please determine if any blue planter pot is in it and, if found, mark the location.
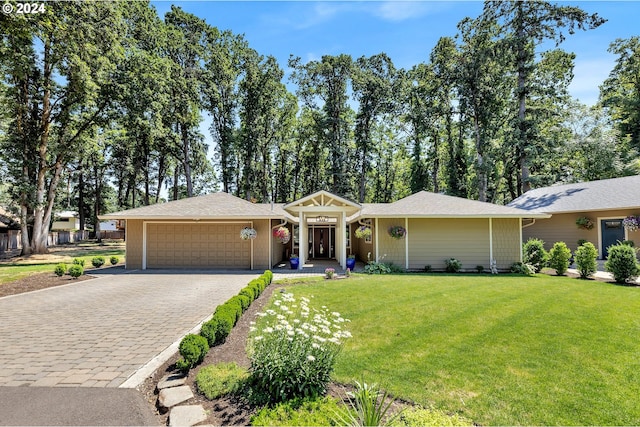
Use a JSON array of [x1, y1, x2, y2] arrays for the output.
[[290, 258, 299, 270], [346, 258, 356, 270]]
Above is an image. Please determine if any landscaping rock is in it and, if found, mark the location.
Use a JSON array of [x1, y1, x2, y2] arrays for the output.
[[157, 372, 187, 391], [168, 405, 207, 427], [158, 385, 193, 410]]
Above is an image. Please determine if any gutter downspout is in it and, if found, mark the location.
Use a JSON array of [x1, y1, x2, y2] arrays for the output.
[[522, 218, 536, 228]]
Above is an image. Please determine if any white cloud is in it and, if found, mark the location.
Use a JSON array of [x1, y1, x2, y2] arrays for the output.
[[372, 1, 445, 22]]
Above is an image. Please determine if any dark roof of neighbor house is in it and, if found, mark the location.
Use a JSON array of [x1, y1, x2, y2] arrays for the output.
[[100, 190, 549, 221], [356, 191, 549, 219], [100, 192, 281, 220], [0, 207, 20, 230], [507, 175, 640, 214]]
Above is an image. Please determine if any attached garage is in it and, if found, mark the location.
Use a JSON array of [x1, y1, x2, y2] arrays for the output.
[[145, 222, 252, 269]]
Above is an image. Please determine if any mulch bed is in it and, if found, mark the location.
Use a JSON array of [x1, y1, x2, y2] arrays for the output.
[[0, 272, 93, 298]]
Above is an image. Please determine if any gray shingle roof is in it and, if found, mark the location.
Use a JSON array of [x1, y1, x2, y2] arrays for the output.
[[355, 191, 549, 219], [507, 175, 640, 213], [101, 192, 281, 219]]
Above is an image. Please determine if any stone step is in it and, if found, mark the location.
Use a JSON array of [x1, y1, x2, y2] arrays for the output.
[[157, 372, 187, 391], [168, 405, 207, 427], [158, 385, 194, 410]]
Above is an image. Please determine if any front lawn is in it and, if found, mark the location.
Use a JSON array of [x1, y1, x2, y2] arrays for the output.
[[286, 274, 640, 425], [0, 243, 125, 285]]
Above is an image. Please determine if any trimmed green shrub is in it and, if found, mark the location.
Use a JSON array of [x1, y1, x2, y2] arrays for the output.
[[445, 258, 462, 273], [211, 309, 235, 344], [177, 334, 209, 372], [195, 362, 248, 400], [237, 294, 251, 311], [622, 240, 635, 247], [68, 264, 84, 278], [575, 242, 598, 279], [263, 270, 273, 284], [72, 258, 85, 266], [424, 265, 432, 272], [217, 301, 242, 324], [250, 397, 346, 427], [240, 287, 256, 301], [91, 256, 105, 268], [476, 265, 485, 273], [391, 407, 474, 426], [523, 238, 548, 273], [510, 262, 535, 276], [200, 318, 218, 347], [548, 241, 572, 275], [54, 263, 67, 277], [109, 256, 119, 265], [605, 244, 640, 283]]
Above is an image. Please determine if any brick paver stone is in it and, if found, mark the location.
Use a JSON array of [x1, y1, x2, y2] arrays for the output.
[[0, 271, 256, 387]]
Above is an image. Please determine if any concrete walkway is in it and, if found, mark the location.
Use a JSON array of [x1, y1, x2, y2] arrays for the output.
[[0, 270, 257, 388]]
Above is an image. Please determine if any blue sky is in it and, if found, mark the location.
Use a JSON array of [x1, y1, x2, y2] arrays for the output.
[[152, 1, 640, 107]]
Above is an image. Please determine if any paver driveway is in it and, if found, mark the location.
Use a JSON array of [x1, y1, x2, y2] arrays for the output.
[[0, 271, 257, 388]]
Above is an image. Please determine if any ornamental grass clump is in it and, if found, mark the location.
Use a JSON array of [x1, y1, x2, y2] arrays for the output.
[[247, 292, 351, 405]]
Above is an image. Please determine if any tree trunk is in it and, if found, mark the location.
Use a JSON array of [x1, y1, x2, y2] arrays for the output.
[[181, 123, 193, 197], [78, 167, 85, 230]]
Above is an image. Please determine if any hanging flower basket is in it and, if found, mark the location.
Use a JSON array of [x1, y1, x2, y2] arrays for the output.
[[354, 225, 372, 239], [623, 215, 640, 232], [388, 225, 406, 240], [240, 227, 257, 240], [575, 216, 594, 230], [273, 226, 291, 244]]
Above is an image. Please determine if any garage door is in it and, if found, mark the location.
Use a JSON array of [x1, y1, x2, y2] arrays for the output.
[[146, 223, 251, 269]]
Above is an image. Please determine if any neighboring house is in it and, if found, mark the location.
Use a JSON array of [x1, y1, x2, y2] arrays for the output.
[[99, 219, 126, 231], [52, 211, 80, 231], [508, 175, 640, 259], [100, 190, 548, 271], [0, 207, 21, 253]]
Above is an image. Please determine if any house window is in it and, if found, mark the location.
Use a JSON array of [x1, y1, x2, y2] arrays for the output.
[[346, 224, 351, 250]]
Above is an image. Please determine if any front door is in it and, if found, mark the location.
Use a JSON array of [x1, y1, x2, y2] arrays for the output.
[[601, 219, 625, 258], [310, 227, 335, 259]]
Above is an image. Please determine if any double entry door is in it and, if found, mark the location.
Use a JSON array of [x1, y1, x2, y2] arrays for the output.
[[308, 226, 335, 259]]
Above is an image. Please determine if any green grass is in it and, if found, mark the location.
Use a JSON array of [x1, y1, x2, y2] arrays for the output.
[[281, 273, 640, 426], [0, 243, 125, 285]]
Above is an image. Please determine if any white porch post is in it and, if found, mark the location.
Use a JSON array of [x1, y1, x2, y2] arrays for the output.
[[298, 212, 305, 269], [405, 217, 409, 270], [489, 218, 493, 266], [341, 211, 347, 269], [375, 218, 380, 262]]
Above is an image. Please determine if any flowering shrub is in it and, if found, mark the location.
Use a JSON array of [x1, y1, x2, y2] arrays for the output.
[[240, 227, 257, 240], [273, 226, 291, 244], [325, 268, 335, 279], [623, 215, 640, 232], [247, 292, 351, 404], [388, 225, 406, 239], [355, 225, 372, 239]]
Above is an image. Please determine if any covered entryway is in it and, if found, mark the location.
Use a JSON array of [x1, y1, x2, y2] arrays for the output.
[[601, 218, 626, 258], [283, 191, 361, 270], [145, 222, 252, 269]]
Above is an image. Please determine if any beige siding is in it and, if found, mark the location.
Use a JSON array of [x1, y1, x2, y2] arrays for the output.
[[252, 219, 270, 269], [376, 218, 406, 267], [406, 218, 490, 271], [492, 218, 522, 270], [351, 222, 375, 263], [125, 219, 143, 269], [523, 209, 640, 257]]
